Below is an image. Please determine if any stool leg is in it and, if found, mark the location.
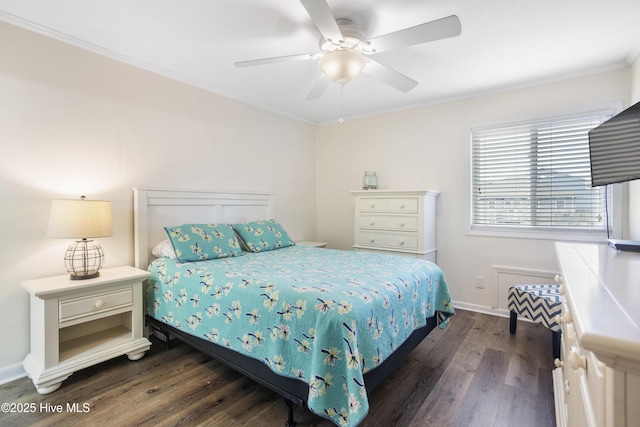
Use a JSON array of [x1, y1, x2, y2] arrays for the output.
[[509, 310, 517, 334], [552, 329, 561, 360]]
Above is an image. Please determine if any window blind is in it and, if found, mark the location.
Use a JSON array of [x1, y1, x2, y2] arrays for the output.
[[471, 114, 611, 231]]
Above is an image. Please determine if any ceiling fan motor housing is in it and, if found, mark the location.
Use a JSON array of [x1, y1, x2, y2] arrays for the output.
[[319, 19, 372, 54]]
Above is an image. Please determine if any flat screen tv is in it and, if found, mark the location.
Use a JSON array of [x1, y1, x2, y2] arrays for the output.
[[589, 101, 640, 187], [588, 100, 640, 251]]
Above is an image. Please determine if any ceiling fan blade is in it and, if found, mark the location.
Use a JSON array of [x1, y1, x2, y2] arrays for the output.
[[367, 15, 461, 53], [235, 53, 316, 68], [299, 0, 344, 44], [306, 75, 330, 100], [363, 59, 418, 93]]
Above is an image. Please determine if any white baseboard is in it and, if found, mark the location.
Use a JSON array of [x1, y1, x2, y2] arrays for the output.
[[453, 300, 536, 324], [453, 301, 510, 318], [0, 362, 26, 386]]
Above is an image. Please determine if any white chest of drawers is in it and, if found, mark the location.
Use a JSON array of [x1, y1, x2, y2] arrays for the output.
[[554, 242, 640, 427], [351, 189, 439, 262]]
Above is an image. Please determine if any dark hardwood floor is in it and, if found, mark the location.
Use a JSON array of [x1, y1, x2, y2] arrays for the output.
[[0, 309, 555, 427]]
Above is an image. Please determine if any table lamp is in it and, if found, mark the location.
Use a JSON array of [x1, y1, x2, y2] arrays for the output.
[[47, 196, 113, 280]]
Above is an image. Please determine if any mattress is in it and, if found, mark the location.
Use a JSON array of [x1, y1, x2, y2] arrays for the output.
[[146, 246, 454, 426]]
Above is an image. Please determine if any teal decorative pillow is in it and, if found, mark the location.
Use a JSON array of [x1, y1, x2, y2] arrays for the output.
[[164, 223, 242, 262], [232, 219, 295, 252]]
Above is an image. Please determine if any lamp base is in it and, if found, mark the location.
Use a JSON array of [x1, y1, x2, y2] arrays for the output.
[[69, 272, 100, 280], [64, 239, 104, 280]]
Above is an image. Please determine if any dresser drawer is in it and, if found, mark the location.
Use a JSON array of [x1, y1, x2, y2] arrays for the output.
[[359, 215, 388, 229], [358, 197, 419, 213], [584, 351, 606, 427], [386, 198, 418, 213], [358, 198, 388, 212], [59, 288, 133, 323], [358, 215, 418, 231], [386, 235, 418, 250], [386, 216, 418, 231], [359, 232, 386, 246], [358, 233, 418, 250]]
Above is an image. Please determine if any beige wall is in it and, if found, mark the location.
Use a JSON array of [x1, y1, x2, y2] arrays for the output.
[[628, 55, 640, 239], [1, 17, 636, 380], [631, 54, 640, 102], [0, 22, 317, 372], [316, 68, 630, 312]]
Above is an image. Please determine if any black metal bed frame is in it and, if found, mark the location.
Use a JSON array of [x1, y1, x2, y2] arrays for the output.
[[146, 314, 438, 426]]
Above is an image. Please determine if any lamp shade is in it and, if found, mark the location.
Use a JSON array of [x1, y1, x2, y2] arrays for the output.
[[47, 197, 112, 280], [319, 50, 367, 84], [47, 199, 113, 239]]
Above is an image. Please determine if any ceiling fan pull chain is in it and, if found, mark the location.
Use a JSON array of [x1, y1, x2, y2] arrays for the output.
[[339, 84, 345, 124]]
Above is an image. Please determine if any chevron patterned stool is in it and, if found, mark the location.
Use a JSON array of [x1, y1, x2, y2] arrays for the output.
[[508, 284, 562, 359]]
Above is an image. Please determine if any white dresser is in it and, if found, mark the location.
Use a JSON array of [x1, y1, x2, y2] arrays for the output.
[[554, 242, 640, 427], [351, 189, 439, 262]]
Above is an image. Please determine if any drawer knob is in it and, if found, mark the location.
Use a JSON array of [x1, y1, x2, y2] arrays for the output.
[[558, 284, 565, 296], [370, 220, 375, 226], [95, 299, 105, 309], [369, 203, 375, 208], [369, 238, 375, 243], [399, 203, 405, 209], [564, 379, 570, 394], [554, 274, 563, 284], [555, 311, 572, 324], [399, 241, 405, 246], [399, 222, 405, 227], [554, 358, 564, 368], [568, 351, 586, 371]]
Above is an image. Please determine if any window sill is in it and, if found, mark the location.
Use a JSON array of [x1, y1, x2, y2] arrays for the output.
[[466, 226, 610, 243]]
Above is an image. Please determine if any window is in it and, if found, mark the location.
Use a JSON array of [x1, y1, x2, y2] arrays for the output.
[[470, 113, 613, 238]]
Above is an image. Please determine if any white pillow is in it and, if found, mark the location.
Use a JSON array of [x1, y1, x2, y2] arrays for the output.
[[151, 239, 177, 259]]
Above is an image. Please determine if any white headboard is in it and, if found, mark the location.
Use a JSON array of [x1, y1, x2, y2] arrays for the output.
[[133, 188, 275, 269]]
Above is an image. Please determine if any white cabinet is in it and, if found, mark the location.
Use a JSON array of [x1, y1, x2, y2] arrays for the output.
[[554, 243, 640, 427], [352, 190, 439, 262], [21, 266, 151, 394]]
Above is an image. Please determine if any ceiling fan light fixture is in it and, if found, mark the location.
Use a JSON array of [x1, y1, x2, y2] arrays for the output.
[[319, 50, 366, 84]]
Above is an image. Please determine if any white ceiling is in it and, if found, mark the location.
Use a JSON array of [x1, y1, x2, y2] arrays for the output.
[[1, 0, 640, 125]]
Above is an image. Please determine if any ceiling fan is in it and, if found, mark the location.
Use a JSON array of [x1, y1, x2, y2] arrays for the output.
[[234, 0, 461, 100]]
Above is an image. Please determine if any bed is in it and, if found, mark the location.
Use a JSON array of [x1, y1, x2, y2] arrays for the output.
[[133, 188, 454, 427]]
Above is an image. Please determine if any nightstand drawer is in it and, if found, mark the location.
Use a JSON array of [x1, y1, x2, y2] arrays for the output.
[[59, 288, 133, 323]]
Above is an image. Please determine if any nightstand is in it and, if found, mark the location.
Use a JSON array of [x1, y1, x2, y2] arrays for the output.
[[296, 241, 328, 248], [21, 266, 151, 394]]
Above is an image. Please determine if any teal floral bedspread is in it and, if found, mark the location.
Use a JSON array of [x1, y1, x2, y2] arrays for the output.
[[147, 246, 454, 427]]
